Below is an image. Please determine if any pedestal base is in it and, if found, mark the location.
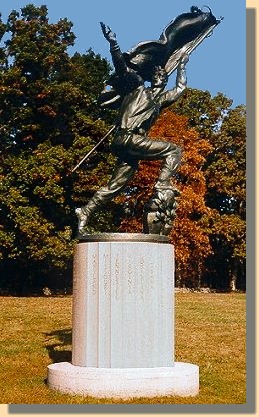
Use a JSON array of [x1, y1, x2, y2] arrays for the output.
[[47, 362, 199, 399]]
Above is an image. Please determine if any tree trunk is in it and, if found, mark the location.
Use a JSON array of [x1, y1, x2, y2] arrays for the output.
[[229, 257, 238, 291], [197, 262, 202, 289]]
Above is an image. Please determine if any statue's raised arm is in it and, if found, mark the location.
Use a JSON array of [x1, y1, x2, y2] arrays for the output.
[[99, 22, 144, 109], [159, 53, 189, 109]]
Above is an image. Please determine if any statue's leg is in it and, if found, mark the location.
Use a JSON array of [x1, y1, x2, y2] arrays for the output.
[[123, 134, 181, 187], [154, 144, 181, 188], [76, 160, 138, 234], [123, 135, 182, 235], [146, 143, 181, 235]]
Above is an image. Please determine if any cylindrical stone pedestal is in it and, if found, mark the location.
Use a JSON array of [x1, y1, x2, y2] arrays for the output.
[[47, 233, 199, 398], [72, 234, 174, 368]]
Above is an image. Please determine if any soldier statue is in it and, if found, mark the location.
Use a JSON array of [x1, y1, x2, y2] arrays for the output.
[[75, 7, 221, 236]]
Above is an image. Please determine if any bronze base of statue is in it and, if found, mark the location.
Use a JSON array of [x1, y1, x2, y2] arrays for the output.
[[76, 232, 170, 244]]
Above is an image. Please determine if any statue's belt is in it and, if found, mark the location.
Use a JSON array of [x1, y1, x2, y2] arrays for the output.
[[115, 127, 146, 136]]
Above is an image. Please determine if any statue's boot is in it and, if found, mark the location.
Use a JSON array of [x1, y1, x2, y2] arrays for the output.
[[75, 197, 100, 235], [143, 155, 181, 235]]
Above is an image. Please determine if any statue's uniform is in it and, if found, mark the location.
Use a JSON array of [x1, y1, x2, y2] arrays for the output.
[[84, 84, 182, 215], [112, 84, 180, 166], [77, 38, 186, 230]]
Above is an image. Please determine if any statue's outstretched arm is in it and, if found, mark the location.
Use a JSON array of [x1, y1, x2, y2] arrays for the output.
[[100, 22, 128, 76], [161, 54, 189, 107]]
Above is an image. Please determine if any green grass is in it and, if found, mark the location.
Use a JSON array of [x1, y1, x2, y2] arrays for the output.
[[0, 293, 246, 404]]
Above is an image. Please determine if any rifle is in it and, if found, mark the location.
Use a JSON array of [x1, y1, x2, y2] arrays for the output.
[[71, 125, 116, 173]]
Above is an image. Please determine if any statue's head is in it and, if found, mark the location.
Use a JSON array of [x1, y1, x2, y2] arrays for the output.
[[152, 66, 168, 88]]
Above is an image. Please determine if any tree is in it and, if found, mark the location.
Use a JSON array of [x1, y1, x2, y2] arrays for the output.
[[171, 88, 233, 139], [0, 5, 115, 293], [0, 5, 246, 292], [172, 89, 246, 290], [205, 106, 246, 290]]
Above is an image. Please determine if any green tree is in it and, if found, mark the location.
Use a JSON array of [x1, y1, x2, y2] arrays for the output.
[[205, 105, 246, 290], [0, 5, 115, 293], [0, 14, 6, 66], [171, 88, 233, 138]]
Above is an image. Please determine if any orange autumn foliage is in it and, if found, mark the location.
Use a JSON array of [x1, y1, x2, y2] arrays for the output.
[[119, 109, 213, 285]]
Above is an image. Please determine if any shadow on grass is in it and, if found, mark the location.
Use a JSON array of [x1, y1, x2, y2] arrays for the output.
[[44, 328, 72, 363]]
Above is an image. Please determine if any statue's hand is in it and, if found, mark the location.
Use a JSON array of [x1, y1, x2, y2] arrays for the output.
[[179, 53, 189, 67], [100, 22, 117, 44]]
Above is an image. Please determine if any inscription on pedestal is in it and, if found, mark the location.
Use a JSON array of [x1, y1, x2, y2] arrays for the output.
[[103, 253, 110, 296], [72, 237, 174, 368]]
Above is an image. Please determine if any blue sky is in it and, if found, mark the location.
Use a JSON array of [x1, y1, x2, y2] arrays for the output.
[[1, 0, 246, 106]]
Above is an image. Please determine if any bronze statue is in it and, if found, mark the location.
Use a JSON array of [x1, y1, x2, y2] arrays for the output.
[[75, 7, 222, 236]]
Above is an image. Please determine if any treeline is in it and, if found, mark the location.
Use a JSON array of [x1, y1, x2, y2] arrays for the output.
[[0, 5, 245, 294]]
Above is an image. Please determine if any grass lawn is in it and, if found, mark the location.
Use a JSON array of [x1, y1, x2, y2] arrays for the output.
[[0, 292, 246, 404]]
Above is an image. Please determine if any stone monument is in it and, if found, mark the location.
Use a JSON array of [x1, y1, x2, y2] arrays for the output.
[[47, 6, 222, 399]]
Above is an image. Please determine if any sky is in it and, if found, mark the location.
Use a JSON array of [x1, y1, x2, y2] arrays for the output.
[[0, 0, 246, 106]]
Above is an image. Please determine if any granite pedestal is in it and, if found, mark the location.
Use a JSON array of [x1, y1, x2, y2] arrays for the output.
[[47, 233, 199, 398]]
